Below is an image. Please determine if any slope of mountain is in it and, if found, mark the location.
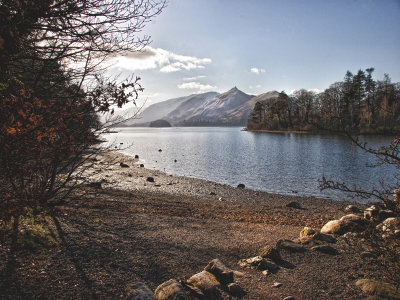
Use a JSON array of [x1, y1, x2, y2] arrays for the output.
[[171, 87, 253, 126], [123, 88, 280, 127], [123, 92, 218, 126]]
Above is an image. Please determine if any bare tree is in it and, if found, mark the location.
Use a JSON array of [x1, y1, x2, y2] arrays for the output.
[[0, 0, 166, 221]]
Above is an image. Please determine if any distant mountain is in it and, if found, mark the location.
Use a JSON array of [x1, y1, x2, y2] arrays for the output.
[[123, 92, 218, 126], [171, 87, 253, 126], [123, 88, 279, 127]]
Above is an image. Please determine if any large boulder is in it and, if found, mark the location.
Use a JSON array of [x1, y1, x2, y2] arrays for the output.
[[299, 227, 317, 238], [364, 205, 394, 223], [320, 214, 368, 235], [186, 271, 221, 299], [382, 217, 400, 229], [377, 217, 400, 238], [238, 256, 278, 272], [340, 214, 368, 230], [364, 205, 380, 221], [356, 279, 400, 299], [296, 227, 337, 245], [345, 205, 361, 213], [204, 259, 234, 285], [320, 220, 342, 235], [257, 245, 282, 262], [154, 279, 188, 300]]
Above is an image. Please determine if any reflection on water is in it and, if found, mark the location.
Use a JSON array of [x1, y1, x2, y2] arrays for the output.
[[107, 127, 397, 203]]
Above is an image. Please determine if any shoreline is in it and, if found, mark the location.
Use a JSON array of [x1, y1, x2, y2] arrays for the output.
[[245, 127, 399, 136], [94, 150, 359, 204], [87, 150, 360, 227], [1, 149, 376, 299]]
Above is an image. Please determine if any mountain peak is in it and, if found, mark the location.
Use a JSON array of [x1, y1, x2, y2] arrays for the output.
[[229, 86, 239, 92], [222, 86, 243, 96]]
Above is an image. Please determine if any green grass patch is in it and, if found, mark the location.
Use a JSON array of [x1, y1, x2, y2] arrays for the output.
[[16, 210, 60, 252]]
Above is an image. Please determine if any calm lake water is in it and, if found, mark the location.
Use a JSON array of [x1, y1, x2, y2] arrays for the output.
[[107, 127, 397, 203]]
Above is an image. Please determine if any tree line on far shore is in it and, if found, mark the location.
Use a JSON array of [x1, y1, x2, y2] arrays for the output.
[[247, 68, 400, 134]]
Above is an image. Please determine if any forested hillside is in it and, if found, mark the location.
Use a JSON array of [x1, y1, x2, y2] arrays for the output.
[[247, 69, 400, 133]]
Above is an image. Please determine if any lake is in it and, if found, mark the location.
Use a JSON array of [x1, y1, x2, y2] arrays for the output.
[[107, 127, 397, 203]]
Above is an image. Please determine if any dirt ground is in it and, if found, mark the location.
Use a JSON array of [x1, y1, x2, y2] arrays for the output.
[[0, 152, 386, 299]]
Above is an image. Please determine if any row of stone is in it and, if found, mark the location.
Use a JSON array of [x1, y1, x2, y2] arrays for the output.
[[126, 259, 245, 300], [321, 204, 399, 238]]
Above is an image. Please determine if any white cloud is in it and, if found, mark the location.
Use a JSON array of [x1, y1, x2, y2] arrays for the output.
[[177, 82, 216, 91], [159, 64, 181, 73], [250, 67, 266, 74], [183, 75, 207, 81], [249, 85, 262, 89], [109, 47, 212, 73], [308, 88, 321, 94]]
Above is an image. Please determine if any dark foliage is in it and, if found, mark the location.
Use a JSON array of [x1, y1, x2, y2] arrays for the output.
[[248, 68, 400, 134]]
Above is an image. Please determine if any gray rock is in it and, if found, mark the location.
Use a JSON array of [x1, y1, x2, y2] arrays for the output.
[[320, 220, 342, 235], [276, 239, 306, 252], [356, 279, 400, 299], [377, 217, 400, 238], [321, 214, 368, 235], [257, 245, 282, 262], [364, 205, 380, 222], [204, 258, 234, 285], [154, 279, 188, 300], [126, 282, 154, 300], [340, 214, 368, 232], [340, 214, 367, 224], [382, 217, 400, 229], [299, 227, 317, 238], [186, 271, 221, 299], [286, 201, 302, 209], [237, 183, 245, 189], [272, 282, 283, 288], [238, 256, 278, 272], [345, 205, 361, 213]]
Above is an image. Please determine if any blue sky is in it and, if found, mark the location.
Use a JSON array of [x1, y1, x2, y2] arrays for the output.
[[109, 0, 400, 106]]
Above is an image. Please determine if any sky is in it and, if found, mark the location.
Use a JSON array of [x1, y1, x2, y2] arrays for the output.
[[108, 0, 400, 107]]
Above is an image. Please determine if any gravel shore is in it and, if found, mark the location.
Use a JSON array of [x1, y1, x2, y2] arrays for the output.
[[88, 151, 352, 227], [1, 151, 382, 299]]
